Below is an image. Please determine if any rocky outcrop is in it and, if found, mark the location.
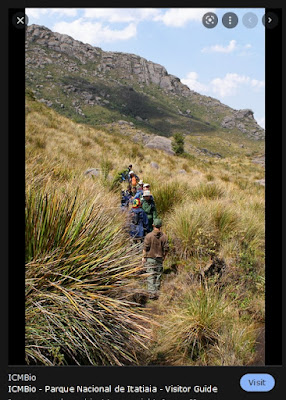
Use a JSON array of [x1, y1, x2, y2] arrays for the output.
[[26, 24, 190, 96], [221, 109, 264, 140], [198, 148, 222, 158], [25, 24, 265, 142]]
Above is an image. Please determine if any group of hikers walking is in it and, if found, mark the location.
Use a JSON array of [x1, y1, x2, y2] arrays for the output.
[[118, 164, 169, 300]]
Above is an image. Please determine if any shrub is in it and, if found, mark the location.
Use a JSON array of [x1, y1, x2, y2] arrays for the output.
[[150, 286, 228, 364], [189, 183, 225, 200], [166, 202, 218, 258], [172, 132, 185, 155], [149, 283, 257, 366], [151, 181, 187, 216], [25, 188, 150, 365]]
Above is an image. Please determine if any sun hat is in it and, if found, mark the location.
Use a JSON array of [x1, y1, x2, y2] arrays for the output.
[[129, 170, 134, 175], [143, 183, 150, 187], [139, 179, 144, 185]]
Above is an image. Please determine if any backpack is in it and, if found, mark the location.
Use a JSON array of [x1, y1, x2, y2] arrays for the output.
[[132, 211, 140, 225], [120, 169, 129, 182]]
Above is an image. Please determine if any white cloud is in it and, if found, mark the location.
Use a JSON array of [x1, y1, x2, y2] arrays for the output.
[[202, 41, 254, 55], [154, 8, 216, 27], [182, 72, 265, 98], [211, 73, 251, 97], [181, 72, 208, 93], [52, 19, 137, 44], [26, 8, 78, 19], [26, 9, 49, 19], [250, 79, 265, 89], [83, 8, 160, 22], [257, 117, 265, 129], [202, 40, 237, 54], [210, 73, 265, 97]]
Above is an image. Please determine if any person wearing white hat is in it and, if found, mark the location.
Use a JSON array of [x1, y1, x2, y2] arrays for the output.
[[141, 190, 158, 232], [133, 179, 144, 201], [129, 170, 140, 188]]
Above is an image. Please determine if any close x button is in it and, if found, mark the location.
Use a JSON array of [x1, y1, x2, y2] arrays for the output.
[[12, 12, 29, 29], [240, 374, 275, 392]]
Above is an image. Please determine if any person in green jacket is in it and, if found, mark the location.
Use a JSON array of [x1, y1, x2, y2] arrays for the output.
[[141, 190, 158, 233]]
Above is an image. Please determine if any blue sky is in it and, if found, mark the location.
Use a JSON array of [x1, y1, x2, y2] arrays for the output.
[[26, 8, 265, 128]]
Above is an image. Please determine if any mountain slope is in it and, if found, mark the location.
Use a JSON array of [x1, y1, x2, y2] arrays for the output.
[[25, 24, 264, 141]]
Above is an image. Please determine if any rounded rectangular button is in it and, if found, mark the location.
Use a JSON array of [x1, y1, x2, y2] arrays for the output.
[[240, 374, 275, 392]]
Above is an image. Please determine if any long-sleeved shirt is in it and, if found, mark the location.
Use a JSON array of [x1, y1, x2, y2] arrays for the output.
[[143, 230, 169, 259]]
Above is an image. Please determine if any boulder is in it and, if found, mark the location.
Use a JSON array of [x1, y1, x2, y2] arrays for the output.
[[150, 162, 159, 169], [191, 169, 203, 176], [84, 168, 100, 177], [145, 136, 175, 155]]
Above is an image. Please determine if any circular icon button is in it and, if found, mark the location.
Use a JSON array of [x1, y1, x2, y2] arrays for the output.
[[12, 12, 29, 29], [202, 12, 218, 29], [222, 12, 238, 28], [242, 12, 258, 28], [262, 12, 278, 29]]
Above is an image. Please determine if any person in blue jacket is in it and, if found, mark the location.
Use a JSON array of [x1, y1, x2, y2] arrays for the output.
[[133, 180, 144, 201], [129, 198, 149, 242]]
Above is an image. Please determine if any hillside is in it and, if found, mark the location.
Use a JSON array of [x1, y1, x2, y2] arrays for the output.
[[25, 24, 265, 145], [25, 93, 265, 366]]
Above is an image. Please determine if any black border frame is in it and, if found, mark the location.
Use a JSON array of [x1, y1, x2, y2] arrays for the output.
[[5, 3, 285, 399]]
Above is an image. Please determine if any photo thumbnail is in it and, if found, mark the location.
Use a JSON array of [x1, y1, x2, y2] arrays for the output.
[[24, 7, 266, 367]]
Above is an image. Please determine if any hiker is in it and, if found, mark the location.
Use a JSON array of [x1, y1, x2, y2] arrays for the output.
[[142, 183, 154, 200], [129, 198, 149, 242], [129, 186, 138, 202], [142, 218, 169, 299], [143, 183, 150, 192], [115, 164, 133, 185], [120, 189, 132, 210], [138, 179, 144, 190], [133, 180, 144, 200], [141, 190, 158, 232], [129, 170, 140, 188]]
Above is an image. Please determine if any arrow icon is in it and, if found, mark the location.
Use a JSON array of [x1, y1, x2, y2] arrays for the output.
[[263, 12, 278, 28]]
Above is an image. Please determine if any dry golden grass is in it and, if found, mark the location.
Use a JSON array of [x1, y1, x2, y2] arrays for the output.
[[26, 96, 265, 366]]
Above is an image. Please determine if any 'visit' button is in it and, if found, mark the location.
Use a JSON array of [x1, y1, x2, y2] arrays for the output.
[[240, 374, 275, 392]]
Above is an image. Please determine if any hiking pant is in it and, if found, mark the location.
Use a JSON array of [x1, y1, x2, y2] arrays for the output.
[[145, 257, 163, 294]]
